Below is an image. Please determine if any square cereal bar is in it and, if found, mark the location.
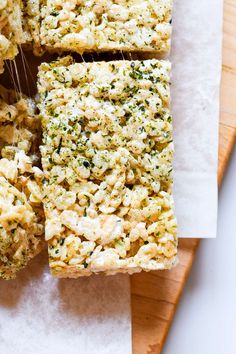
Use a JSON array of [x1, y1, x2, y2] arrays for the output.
[[39, 0, 172, 56], [0, 86, 44, 279], [37, 56, 177, 277]]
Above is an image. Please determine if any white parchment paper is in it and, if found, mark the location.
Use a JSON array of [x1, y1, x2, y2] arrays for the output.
[[0, 250, 131, 354], [171, 0, 223, 238]]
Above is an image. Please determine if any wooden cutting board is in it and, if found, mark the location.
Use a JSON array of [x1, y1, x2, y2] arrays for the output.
[[131, 1, 236, 353]]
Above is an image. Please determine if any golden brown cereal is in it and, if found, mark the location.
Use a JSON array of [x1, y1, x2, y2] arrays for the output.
[[0, 86, 44, 279], [22, 0, 43, 55], [0, 0, 26, 73]]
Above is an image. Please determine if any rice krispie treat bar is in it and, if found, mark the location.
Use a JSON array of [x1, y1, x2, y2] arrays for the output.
[[0, 86, 44, 279], [37, 56, 177, 277], [0, 0, 26, 73], [39, 0, 172, 56]]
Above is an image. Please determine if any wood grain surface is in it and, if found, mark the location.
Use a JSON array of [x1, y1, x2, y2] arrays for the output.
[[131, 1, 236, 353]]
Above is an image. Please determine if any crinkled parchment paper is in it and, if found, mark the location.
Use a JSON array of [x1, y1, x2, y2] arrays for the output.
[[172, 0, 223, 238], [0, 250, 131, 354], [0, 1, 223, 353]]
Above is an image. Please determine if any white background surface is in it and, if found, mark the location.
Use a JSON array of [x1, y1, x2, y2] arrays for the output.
[[163, 146, 236, 354]]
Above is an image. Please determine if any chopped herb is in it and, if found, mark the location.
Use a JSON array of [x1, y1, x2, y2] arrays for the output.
[[83, 261, 88, 268], [83, 161, 90, 168], [56, 137, 62, 154], [50, 11, 59, 16]]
